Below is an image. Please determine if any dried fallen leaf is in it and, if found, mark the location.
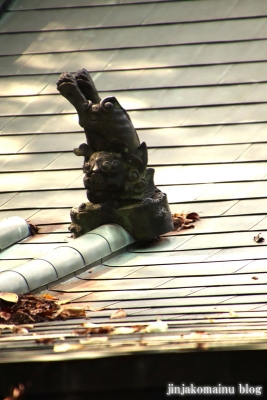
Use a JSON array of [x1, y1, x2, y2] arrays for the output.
[[54, 307, 86, 319], [55, 299, 72, 305], [112, 327, 135, 335], [0, 294, 88, 325], [92, 326, 115, 334], [16, 324, 33, 330], [0, 324, 33, 333], [75, 320, 168, 337], [252, 276, 258, 280], [186, 212, 200, 221], [41, 294, 59, 301], [53, 343, 84, 353], [110, 309, 127, 319], [0, 292, 18, 303], [27, 222, 40, 236], [172, 212, 200, 232], [131, 324, 148, 333], [73, 328, 91, 336], [12, 326, 29, 334], [82, 322, 114, 334], [0, 324, 15, 331], [0, 312, 11, 321], [181, 224, 195, 230], [0, 294, 58, 324], [254, 233, 265, 243], [144, 319, 168, 333]]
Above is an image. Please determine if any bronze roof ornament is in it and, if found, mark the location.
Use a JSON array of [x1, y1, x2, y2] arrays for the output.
[[57, 68, 174, 240]]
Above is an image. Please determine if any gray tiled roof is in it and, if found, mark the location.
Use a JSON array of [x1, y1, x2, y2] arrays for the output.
[[2, 1, 267, 389]]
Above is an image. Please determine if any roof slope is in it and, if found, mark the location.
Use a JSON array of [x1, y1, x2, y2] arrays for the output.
[[1, 0, 267, 394]]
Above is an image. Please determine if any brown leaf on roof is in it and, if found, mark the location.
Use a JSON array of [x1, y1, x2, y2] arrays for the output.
[[0, 324, 33, 333], [81, 323, 115, 334], [0, 294, 86, 325], [110, 309, 127, 319], [54, 343, 84, 353], [41, 294, 59, 301], [144, 319, 168, 333], [0, 311, 11, 321], [254, 233, 265, 243], [27, 222, 40, 236], [186, 212, 200, 221], [11, 326, 30, 334], [0, 292, 18, 303], [54, 307, 86, 319], [112, 327, 135, 334], [131, 324, 148, 333], [172, 212, 200, 232], [76, 320, 168, 336]]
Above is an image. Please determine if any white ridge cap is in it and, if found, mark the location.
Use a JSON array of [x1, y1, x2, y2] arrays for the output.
[[0, 216, 30, 251], [0, 223, 135, 294]]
